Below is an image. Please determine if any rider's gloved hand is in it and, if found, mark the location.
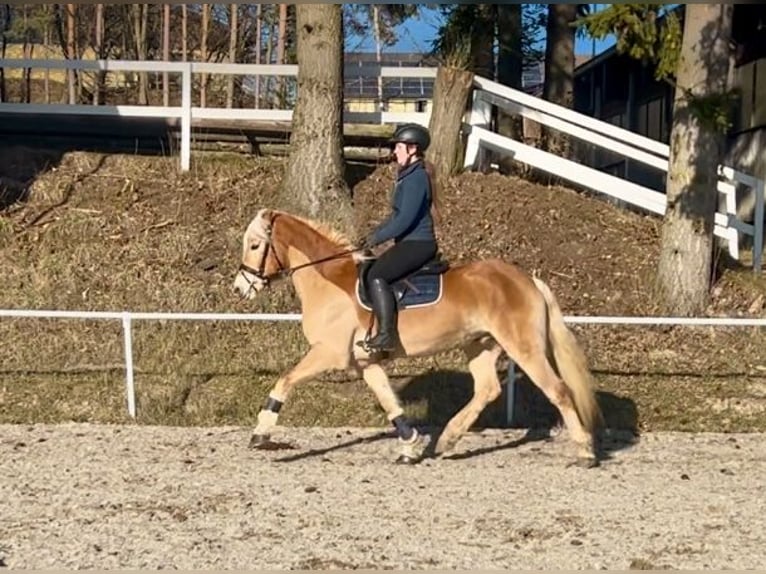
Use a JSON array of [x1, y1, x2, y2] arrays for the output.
[[355, 235, 374, 251]]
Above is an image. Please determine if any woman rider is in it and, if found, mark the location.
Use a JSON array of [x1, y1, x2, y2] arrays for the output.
[[358, 123, 440, 354]]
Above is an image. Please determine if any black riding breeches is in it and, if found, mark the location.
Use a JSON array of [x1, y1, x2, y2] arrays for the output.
[[366, 240, 438, 285]]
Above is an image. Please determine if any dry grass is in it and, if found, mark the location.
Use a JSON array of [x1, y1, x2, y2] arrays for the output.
[[2, 146, 766, 433]]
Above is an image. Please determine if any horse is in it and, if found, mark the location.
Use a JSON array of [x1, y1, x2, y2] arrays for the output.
[[232, 208, 604, 467]]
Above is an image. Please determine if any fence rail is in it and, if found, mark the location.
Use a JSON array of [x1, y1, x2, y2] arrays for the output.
[[464, 76, 766, 273], [3, 308, 765, 426], [0, 58, 437, 171]]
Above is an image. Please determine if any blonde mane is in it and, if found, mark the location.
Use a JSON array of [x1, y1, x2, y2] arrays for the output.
[[273, 210, 354, 250]]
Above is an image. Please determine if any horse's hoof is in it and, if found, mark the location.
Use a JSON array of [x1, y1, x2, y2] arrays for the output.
[[570, 456, 600, 469], [248, 434, 270, 449], [421, 445, 438, 460], [395, 454, 420, 465]]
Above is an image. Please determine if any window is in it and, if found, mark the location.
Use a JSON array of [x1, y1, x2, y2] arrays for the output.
[[636, 101, 649, 136], [736, 61, 755, 131], [734, 57, 766, 132], [647, 97, 663, 141], [754, 59, 766, 128]]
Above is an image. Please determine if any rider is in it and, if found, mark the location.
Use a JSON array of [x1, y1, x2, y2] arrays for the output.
[[358, 123, 440, 353]]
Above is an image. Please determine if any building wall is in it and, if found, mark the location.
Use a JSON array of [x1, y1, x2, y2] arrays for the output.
[[345, 98, 431, 114]]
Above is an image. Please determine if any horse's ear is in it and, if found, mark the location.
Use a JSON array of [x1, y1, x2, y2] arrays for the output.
[[256, 208, 276, 232]]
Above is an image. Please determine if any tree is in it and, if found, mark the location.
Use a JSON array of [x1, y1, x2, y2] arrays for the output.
[[425, 7, 476, 182], [226, 3, 237, 108], [278, 4, 352, 232], [541, 4, 589, 155], [0, 5, 10, 103], [66, 3, 76, 104], [655, 5, 734, 315], [581, 5, 736, 314], [429, 4, 548, 174], [343, 4, 419, 110], [496, 4, 524, 169]]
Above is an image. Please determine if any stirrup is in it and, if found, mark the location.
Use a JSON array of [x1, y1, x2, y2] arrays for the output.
[[366, 331, 399, 353], [356, 332, 398, 355]]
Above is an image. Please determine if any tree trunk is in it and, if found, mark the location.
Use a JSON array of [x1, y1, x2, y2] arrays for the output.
[[655, 4, 734, 316], [496, 4, 523, 173], [227, 4, 238, 108], [427, 66, 474, 184], [0, 5, 9, 103], [279, 4, 352, 232], [471, 5, 495, 79], [542, 3, 577, 156], [372, 4, 383, 111], [94, 3, 104, 106], [253, 3, 262, 108], [181, 4, 187, 61], [275, 3, 287, 107], [66, 3, 76, 104], [265, 20, 274, 107], [163, 3, 170, 107], [132, 4, 148, 105], [200, 4, 209, 107]]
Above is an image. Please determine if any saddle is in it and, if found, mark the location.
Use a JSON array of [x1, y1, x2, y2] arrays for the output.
[[355, 252, 450, 311]]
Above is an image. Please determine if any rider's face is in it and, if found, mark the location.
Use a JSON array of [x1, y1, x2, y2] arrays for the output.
[[393, 142, 417, 167]]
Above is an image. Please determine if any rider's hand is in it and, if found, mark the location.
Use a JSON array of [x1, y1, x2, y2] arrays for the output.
[[355, 235, 373, 251]]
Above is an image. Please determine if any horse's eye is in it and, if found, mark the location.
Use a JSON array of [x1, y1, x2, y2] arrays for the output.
[[250, 243, 259, 251]]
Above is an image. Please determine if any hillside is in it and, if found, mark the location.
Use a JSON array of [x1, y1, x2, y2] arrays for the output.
[[2, 146, 766, 433]]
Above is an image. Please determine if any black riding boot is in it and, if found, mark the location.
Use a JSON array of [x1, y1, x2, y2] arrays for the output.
[[367, 277, 400, 352]]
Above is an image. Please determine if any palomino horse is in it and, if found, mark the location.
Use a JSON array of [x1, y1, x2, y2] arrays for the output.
[[232, 208, 603, 466]]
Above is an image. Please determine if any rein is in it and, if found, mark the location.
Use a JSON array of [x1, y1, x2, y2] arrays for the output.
[[238, 245, 365, 287]]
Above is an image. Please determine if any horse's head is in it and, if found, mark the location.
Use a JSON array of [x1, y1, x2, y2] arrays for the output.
[[232, 208, 284, 299]]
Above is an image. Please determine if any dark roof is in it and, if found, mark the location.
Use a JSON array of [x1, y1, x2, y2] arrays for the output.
[[346, 52, 425, 65]]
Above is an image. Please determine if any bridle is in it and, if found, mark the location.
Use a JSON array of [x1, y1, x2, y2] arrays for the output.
[[236, 216, 364, 297]]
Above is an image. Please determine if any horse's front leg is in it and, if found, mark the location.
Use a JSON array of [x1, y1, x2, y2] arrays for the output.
[[360, 363, 423, 464], [249, 344, 345, 448]]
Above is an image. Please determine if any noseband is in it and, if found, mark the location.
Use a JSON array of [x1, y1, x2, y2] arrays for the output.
[[238, 238, 288, 287]]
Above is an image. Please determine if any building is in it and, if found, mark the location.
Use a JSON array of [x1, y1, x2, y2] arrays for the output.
[[343, 52, 436, 116], [572, 4, 766, 203]]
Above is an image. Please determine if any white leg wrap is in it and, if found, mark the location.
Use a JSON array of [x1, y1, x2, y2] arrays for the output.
[[253, 409, 279, 435], [399, 428, 422, 459]]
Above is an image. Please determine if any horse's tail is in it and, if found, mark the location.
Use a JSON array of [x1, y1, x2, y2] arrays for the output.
[[532, 276, 604, 434]]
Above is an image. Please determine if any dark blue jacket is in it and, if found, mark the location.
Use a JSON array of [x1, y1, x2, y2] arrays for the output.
[[368, 161, 436, 246]]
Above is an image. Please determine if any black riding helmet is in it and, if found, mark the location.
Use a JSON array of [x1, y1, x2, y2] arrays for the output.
[[388, 123, 430, 151]]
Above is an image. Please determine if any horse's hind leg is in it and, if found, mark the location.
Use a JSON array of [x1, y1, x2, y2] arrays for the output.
[[494, 328, 596, 465], [361, 363, 422, 464], [431, 337, 503, 457]]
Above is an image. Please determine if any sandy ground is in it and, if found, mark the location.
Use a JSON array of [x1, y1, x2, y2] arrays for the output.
[[1, 423, 765, 570]]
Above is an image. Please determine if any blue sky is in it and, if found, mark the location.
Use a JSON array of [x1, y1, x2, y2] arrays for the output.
[[346, 6, 617, 58]]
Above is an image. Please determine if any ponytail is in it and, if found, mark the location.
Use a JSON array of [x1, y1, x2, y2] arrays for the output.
[[422, 158, 443, 228]]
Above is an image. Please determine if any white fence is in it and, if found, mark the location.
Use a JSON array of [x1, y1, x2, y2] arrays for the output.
[[0, 58, 437, 171], [463, 76, 766, 273], [3, 308, 766, 427], [4, 59, 761, 272]]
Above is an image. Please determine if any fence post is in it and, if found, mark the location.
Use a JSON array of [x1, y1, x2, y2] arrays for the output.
[[121, 312, 136, 418], [755, 178, 765, 273], [724, 182, 739, 260], [180, 63, 192, 171], [463, 89, 492, 170]]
